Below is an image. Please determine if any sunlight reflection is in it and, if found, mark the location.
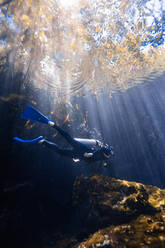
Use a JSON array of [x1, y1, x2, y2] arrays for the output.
[[0, 0, 165, 97], [58, 0, 80, 8]]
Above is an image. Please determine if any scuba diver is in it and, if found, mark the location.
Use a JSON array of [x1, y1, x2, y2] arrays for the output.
[[13, 105, 114, 164]]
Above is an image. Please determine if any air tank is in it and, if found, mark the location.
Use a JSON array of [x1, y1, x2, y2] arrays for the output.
[[74, 138, 102, 147]]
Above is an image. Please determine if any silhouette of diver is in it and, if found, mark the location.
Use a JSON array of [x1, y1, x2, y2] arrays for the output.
[[13, 106, 114, 164]]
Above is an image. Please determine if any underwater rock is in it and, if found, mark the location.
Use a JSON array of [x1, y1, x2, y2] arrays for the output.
[[72, 174, 165, 248], [76, 212, 165, 248], [1, 174, 165, 248]]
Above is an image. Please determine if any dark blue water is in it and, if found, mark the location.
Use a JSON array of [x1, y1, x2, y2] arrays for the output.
[[1, 71, 165, 189], [0, 65, 165, 248]]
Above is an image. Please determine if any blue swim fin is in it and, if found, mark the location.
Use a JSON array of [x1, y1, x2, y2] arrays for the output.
[[21, 105, 52, 124], [13, 136, 44, 143]]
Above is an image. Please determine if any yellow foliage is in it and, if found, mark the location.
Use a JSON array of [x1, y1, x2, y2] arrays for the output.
[[63, 113, 70, 123], [95, 26, 102, 33], [38, 9, 43, 16], [38, 31, 47, 42], [0, 94, 25, 102], [106, 43, 110, 48], [22, 14, 31, 24], [70, 42, 81, 51], [1, 0, 165, 96]]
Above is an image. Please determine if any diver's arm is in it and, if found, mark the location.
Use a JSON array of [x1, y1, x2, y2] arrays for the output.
[[96, 140, 103, 147], [48, 121, 74, 142], [48, 121, 89, 150]]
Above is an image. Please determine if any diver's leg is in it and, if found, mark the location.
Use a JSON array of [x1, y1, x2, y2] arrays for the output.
[[49, 122, 88, 150], [41, 139, 74, 157]]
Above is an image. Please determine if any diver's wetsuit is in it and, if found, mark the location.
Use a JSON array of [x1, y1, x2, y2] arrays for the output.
[[42, 124, 109, 162]]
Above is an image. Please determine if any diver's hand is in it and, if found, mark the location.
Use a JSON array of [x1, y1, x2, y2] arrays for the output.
[[73, 158, 80, 163], [84, 152, 93, 158], [96, 140, 103, 147]]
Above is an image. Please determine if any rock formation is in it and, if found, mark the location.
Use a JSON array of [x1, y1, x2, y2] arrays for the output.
[[1, 174, 165, 248], [72, 175, 165, 248]]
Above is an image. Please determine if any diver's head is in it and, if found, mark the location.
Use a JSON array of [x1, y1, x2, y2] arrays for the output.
[[101, 144, 114, 158]]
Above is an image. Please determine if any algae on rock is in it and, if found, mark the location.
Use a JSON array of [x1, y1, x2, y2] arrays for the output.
[[72, 175, 165, 248]]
